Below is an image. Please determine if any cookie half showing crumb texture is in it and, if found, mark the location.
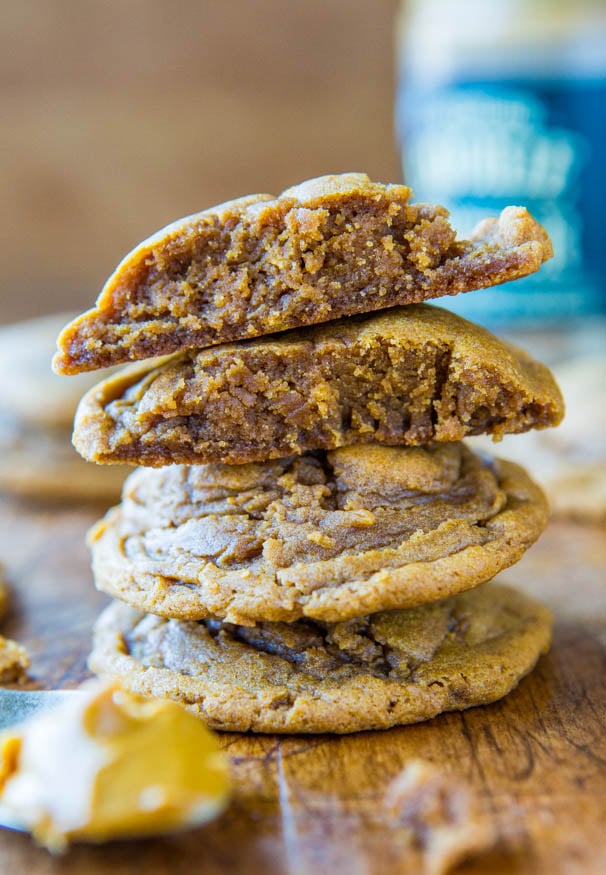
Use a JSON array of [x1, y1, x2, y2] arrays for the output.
[[73, 304, 564, 467], [89, 582, 553, 734], [88, 443, 548, 625], [53, 173, 552, 374]]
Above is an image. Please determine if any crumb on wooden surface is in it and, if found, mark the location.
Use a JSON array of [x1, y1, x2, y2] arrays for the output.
[[384, 758, 495, 875]]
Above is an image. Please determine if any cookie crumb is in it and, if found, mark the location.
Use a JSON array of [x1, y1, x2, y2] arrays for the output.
[[384, 758, 495, 875], [0, 567, 30, 683], [0, 635, 29, 683], [53, 173, 552, 375]]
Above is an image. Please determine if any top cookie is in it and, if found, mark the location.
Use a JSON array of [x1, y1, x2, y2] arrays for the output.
[[53, 173, 552, 374]]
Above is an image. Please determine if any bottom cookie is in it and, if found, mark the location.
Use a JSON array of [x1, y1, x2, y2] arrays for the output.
[[89, 583, 552, 734]]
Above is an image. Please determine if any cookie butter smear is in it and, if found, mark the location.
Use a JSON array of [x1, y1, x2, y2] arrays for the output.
[[0, 682, 231, 852]]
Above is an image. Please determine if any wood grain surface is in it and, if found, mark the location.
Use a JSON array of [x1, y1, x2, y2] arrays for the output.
[[0, 494, 604, 874]]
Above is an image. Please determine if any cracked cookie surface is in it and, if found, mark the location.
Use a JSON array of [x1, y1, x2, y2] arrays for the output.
[[53, 173, 552, 374], [73, 304, 563, 467], [88, 443, 548, 624], [89, 582, 553, 733]]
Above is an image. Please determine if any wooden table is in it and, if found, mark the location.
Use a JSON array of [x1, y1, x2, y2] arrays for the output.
[[0, 495, 604, 874]]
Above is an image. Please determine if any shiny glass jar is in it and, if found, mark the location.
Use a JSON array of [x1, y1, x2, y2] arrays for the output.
[[396, 0, 606, 329]]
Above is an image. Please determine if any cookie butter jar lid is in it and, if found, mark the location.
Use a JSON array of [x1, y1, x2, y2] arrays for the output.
[[396, 0, 606, 328]]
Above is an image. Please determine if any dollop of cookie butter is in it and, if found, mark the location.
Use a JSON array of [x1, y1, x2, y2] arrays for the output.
[[0, 682, 231, 852]]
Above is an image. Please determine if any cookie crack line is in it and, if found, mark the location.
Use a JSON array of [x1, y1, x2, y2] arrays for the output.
[[53, 174, 552, 374], [227, 616, 397, 679]]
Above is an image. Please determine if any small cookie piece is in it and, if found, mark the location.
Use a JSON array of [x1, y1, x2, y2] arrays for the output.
[[0, 566, 29, 683], [88, 443, 548, 624], [89, 582, 553, 734], [73, 304, 564, 467], [53, 173, 552, 374], [385, 759, 494, 875]]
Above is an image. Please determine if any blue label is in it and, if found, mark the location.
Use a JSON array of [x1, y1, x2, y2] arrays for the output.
[[397, 77, 606, 325]]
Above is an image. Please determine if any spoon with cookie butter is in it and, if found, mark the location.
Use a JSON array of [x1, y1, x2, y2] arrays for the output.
[[0, 682, 231, 852]]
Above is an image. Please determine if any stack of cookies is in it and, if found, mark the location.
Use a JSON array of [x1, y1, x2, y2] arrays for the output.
[[54, 174, 563, 734]]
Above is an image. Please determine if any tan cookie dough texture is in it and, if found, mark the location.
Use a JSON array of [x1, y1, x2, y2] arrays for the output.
[[89, 583, 553, 734], [88, 443, 548, 625], [54, 173, 552, 374], [73, 304, 564, 467]]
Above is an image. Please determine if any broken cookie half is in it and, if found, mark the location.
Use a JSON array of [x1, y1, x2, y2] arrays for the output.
[[72, 304, 564, 467], [53, 173, 552, 374]]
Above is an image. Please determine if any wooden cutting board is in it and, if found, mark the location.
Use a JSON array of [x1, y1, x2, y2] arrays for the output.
[[0, 494, 604, 874]]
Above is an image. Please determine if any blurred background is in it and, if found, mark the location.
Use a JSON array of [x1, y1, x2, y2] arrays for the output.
[[0, 0, 401, 324], [398, 0, 606, 331], [2, 1, 605, 329]]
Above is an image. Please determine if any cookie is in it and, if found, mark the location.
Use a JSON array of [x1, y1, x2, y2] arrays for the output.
[[470, 355, 605, 523], [88, 443, 548, 624], [88, 582, 553, 734], [0, 635, 29, 683], [73, 304, 564, 467], [53, 173, 552, 374]]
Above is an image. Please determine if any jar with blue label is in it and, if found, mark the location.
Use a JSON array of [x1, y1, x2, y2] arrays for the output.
[[396, 0, 606, 331]]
